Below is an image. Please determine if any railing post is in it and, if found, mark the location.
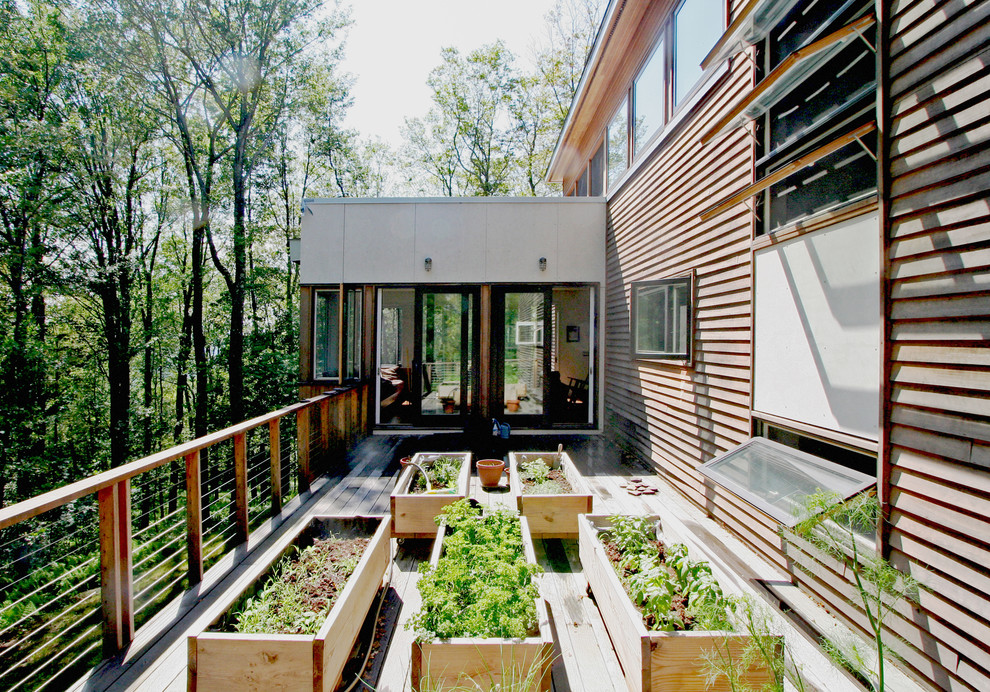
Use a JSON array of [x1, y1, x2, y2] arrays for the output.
[[320, 397, 330, 459], [98, 479, 133, 656], [270, 419, 282, 514], [297, 406, 311, 493], [186, 450, 203, 585], [233, 432, 248, 543]]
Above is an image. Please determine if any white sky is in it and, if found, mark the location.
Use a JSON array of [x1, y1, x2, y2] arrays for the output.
[[338, 0, 562, 147]]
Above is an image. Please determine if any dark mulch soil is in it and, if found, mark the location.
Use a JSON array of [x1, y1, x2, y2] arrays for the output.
[[520, 467, 574, 494], [285, 537, 369, 624]]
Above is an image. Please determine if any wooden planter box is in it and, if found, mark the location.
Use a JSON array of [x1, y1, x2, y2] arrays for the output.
[[188, 515, 391, 692], [509, 451, 593, 538], [411, 515, 553, 692], [391, 452, 472, 538], [578, 515, 776, 692]]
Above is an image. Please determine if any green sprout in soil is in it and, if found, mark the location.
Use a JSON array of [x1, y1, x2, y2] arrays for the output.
[[412, 455, 462, 493], [519, 458, 571, 495], [232, 535, 367, 635], [601, 515, 733, 632], [409, 499, 541, 641]]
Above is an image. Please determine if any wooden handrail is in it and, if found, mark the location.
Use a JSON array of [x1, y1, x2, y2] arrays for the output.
[[0, 390, 344, 530]]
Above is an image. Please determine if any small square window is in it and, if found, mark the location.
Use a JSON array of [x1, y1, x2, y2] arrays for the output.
[[630, 276, 692, 360], [515, 321, 544, 346]]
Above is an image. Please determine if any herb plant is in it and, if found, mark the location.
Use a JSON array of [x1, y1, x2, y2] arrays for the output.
[[518, 458, 570, 495], [412, 455, 462, 493], [409, 500, 541, 640], [602, 515, 733, 632], [233, 536, 366, 635]]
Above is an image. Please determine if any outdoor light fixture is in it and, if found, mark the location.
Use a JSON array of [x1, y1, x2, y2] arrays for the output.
[[539, 257, 547, 271], [425, 257, 432, 272]]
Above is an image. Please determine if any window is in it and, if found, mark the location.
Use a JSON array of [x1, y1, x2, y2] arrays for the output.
[[607, 98, 629, 189], [631, 276, 692, 359], [758, 0, 877, 231], [674, 0, 724, 105], [314, 287, 362, 381], [576, 167, 588, 196], [634, 40, 666, 154], [589, 143, 605, 196], [515, 321, 544, 346]]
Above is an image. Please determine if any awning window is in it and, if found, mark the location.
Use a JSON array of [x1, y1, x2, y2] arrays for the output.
[[701, 14, 876, 144], [698, 437, 875, 527], [701, 0, 803, 70]]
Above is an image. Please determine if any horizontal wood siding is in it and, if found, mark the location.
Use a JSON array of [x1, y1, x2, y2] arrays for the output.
[[882, 0, 990, 689], [603, 0, 785, 569]]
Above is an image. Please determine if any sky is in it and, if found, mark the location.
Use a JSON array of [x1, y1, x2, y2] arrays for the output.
[[338, 0, 563, 147]]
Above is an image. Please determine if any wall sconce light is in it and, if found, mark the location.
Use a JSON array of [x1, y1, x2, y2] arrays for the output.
[[425, 257, 432, 272], [539, 257, 547, 272]]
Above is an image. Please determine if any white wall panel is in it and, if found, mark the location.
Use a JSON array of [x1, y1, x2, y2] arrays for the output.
[[299, 204, 344, 284], [342, 203, 416, 283], [753, 213, 881, 440], [413, 203, 487, 282], [557, 202, 607, 281]]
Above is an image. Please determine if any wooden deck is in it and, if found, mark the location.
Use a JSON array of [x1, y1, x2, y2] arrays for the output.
[[69, 434, 866, 692]]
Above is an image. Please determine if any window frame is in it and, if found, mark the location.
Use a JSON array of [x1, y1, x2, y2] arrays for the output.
[[629, 273, 694, 362], [313, 286, 363, 383]]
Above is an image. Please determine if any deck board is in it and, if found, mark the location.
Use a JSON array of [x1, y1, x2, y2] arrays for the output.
[[70, 433, 862, 692]]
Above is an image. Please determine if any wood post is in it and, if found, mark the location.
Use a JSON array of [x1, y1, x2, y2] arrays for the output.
[[270, 419, 282, 514], [98, 479, 133, 656], [186, 450, 204, 585], [233, 432, 248, 544], [297, 407, 310, 493], [320, 398, 330, 467]]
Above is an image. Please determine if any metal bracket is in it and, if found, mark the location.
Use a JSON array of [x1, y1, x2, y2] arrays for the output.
[[852, 27, 876, 53], [854, 135, 877, 161]]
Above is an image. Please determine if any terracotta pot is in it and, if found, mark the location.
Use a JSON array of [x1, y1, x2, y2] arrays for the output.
[[477, 459, 505, 488], [506, 399, 520, 412]]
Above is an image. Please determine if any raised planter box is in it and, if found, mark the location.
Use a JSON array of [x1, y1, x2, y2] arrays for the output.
[[391, 452, 472, 538], [411, 515, 553, 692], [509, 451, 593, 538], [188, 515, 391, 692], [578, 514, 776, 692]]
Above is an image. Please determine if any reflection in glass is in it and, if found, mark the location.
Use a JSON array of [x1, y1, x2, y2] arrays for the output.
[[504, 293, 544, 416], [421, 292, 473, 417], [607, 98, 629, 189], [634, 41, 665, 154], [314, 291, 339, 379], [378, 289, 415, 425], [674, 0, 723, 105]]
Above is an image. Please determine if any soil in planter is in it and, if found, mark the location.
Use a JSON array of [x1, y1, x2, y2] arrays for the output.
[[599, 516, 732, 633], [225, 536, 369, 635], [518, 458, 573, 495], [410, 455, 462, 494]]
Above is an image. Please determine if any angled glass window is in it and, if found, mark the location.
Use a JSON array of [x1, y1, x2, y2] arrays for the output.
[[589, 143, 605, 196], [634, 40, 666, 155], [607, 97, 629, 189], [674, 0, 724, 105], [631, 277, 692, 360], [699, 437, 875, 526]]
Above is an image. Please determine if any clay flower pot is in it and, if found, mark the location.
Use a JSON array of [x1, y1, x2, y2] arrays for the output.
[[506, 399, 520, 412], [477, 458, 506, 488]]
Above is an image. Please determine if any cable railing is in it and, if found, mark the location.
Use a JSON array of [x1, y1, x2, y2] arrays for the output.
[[0, 384, 369, 692]]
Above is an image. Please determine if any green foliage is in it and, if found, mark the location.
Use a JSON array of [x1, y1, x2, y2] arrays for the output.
[[409, 500, 541, 641], [603, 515, 733, 632], [234, 538, 363, 635], [413, 455, 462, 493], [789, 492, 918, 692], [520, 458, 551, 484]]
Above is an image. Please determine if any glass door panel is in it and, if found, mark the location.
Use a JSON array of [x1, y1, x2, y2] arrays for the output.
[[419, 289, 476, 424], [500, 291, 548, 420], [377, 288, 416, 425]]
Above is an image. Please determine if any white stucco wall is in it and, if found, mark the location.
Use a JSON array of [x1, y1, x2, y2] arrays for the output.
[[299, 198, 606, 285]]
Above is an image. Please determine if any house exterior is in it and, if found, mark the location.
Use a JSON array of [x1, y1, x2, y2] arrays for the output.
[[545, 0, 990, 690], [296, 0, 988, 688], [297, 197, 606, 431]]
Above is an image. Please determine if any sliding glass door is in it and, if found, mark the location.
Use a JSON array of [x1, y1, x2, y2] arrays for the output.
[[417, 288, 478, 425]]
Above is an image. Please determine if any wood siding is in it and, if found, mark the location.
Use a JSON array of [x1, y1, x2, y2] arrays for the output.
[[882, 0, 990, 689], [602, 0, 786, 565]]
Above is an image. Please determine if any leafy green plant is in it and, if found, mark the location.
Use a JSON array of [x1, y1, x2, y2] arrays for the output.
[[789, 492, 918, 692], [412, 455, 462, 493], [409, 500, 541, 641], [232, 536, 365, 635], [602, 515, 733, 632], [520, 458, 551, 484]]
